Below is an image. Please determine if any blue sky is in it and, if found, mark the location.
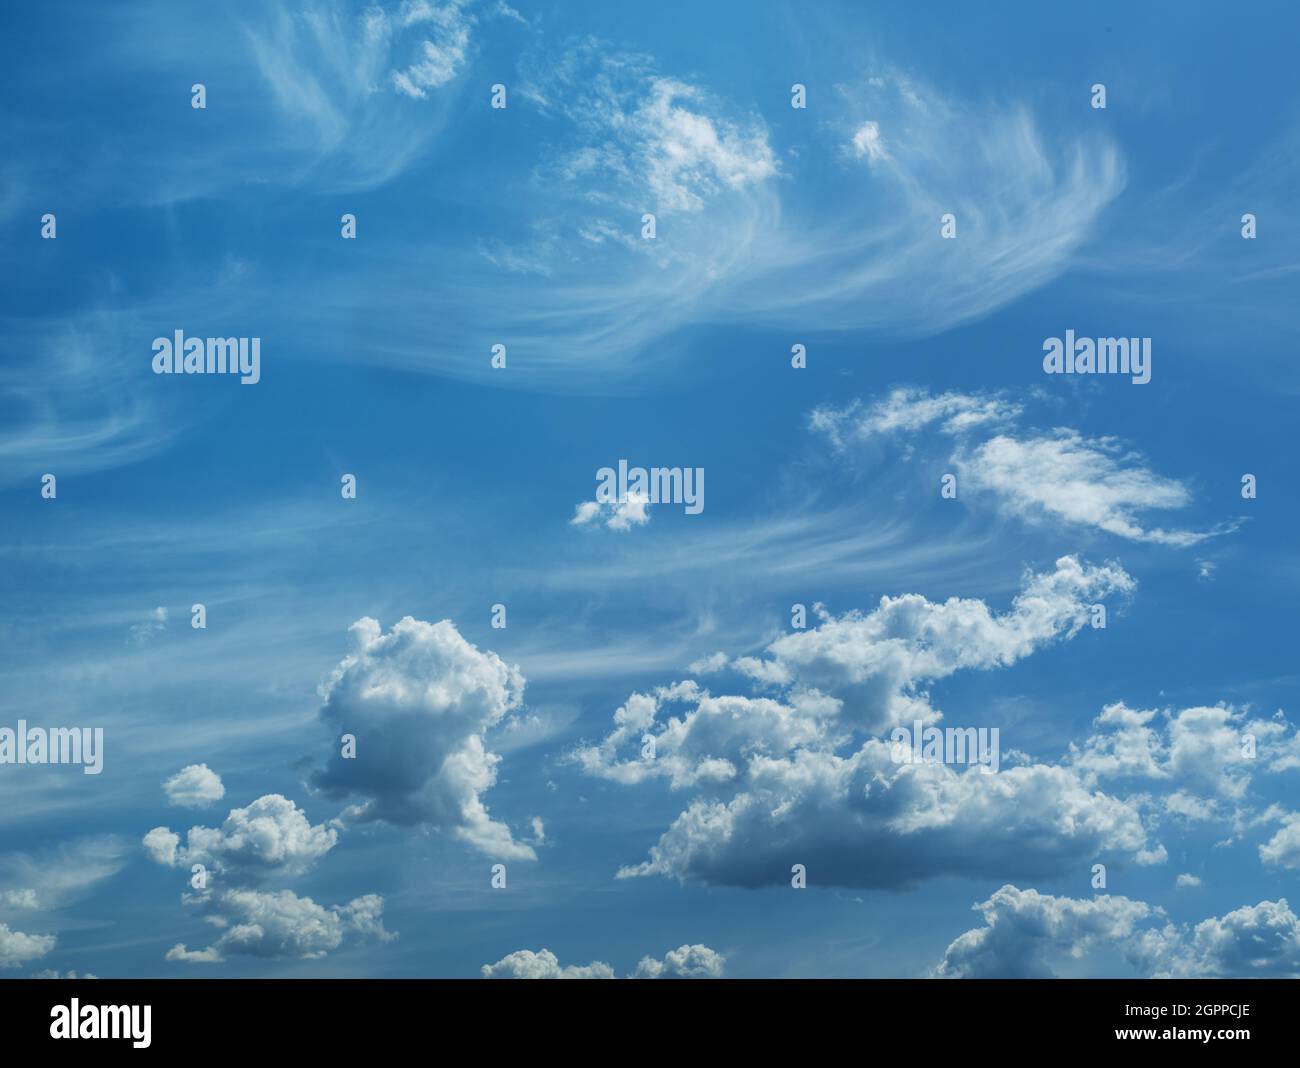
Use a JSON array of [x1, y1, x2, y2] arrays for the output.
[[1, 0, 1299, 979]]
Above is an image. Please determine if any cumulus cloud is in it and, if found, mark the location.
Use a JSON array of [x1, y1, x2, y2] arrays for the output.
[[813, 387, 1228, 546], [938, 885, 1300, 978], [144, 794, 337, 879], [632, 943, 725, 978], [935, 885, 1155, 978], [1140, 898, 1300, 978], [571, 493, 651, 532], [481, 943, 724, 979], [163, 764, 226, 808], [731, 554, 1133, 731], [1066, 701, 1286, 804], [481, 948, 615, 979], [577, 558, 1164, 889], [0, 922, 55, 968], [308, 617, 535, 860], [165, 888, 394, 963]]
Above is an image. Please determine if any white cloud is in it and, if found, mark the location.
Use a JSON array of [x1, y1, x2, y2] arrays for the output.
[[163, 764, 226, 808], [939, 886, 1300, 978], [633, 943, 725, 978], [935, 885, 1155, 978], [813, 388, 1227, 546], [144, 794, 337, 879], [481, 948, 615, 979], [480, 943, 724, 978], [166, 888, 394, 963], [309, 617, 535, 860], [0, 922, 55, 968], [1176, 873, 1202, 887], [849, 121, 887, 162], [578, 559, 1162, 889], [571, 493, 651, 532]]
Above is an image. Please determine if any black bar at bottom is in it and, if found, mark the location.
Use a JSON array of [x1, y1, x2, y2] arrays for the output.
[[0, 978, 1287, 1054]]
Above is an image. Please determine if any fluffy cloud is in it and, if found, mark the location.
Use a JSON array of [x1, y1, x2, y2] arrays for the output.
[[938, 886, 1300, 978], [0, 922, 55, 968], [733, 555, 1131, 730], [571, 493, 651, 532], [481, 943, 724, 979], [577, 559, 1167, 889], [480, 948, 615, 979], [1141, 899, 1300, 978], [935, 885, 1154, 978], [163, 764, 226, 808], [1067, 701, 1285, 803], [144, 794, 337, 879], [632, 943, 725, 978], [165, 888, 394, 964], [309, 617, 534, 860], [617, 741, 1156, 889]]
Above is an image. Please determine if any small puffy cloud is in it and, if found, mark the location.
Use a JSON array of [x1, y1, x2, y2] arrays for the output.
[[688, 652, 729, 675], [0, 922, 56, 968], [481, 948, 615, 979], [935, 885, 1155, 978], [1176, 873, 1202, 887], [309, 617, 534, 860], [163, 764, 225, 808], [571, 493, 651, 532], [481, 943, 724, 978], [633, 943, 725, 978], [165, 888, 394, 964], [849, 121, 887, 162], [144, 794, 337, 879]]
